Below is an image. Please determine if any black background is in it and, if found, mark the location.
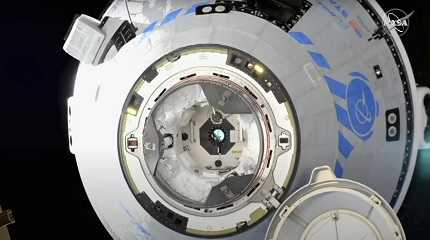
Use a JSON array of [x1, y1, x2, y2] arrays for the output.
[[0, 0, 428, 239]]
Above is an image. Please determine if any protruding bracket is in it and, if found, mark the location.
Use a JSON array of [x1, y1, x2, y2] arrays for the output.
[[309, 166, 337, 184]]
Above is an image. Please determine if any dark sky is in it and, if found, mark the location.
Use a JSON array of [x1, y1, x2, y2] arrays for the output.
[[0, 0, 428, 239]]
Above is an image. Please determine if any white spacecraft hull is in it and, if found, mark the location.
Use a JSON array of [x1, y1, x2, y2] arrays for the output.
[[65, 0, 429, 239]]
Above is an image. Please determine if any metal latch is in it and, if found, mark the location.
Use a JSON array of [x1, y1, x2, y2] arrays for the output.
[[263, 186, 284, 209]]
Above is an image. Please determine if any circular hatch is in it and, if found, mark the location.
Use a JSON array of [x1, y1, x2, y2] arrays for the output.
[[266, 166, 406, 240]]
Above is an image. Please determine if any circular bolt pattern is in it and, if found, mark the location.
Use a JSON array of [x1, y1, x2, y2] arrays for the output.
[[202, 6, 212, 13], [388, 126, 398, 137], [215, 5, 226, 12], [388, 113, 397, 124]]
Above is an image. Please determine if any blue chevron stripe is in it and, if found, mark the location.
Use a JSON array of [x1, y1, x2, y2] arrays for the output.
[[335, 160, 344, 178], [160, 8, 183, 26], [143, 21, 158, 35], [338, 132, 354, 159], [308, 51, 331, 69], [289, 32, 314, 45]]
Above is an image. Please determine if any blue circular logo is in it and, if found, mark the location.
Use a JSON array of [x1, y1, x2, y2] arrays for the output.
[[346, 78, 378, 139]]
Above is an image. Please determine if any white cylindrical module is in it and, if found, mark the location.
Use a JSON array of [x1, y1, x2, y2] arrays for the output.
[[65, 0, 427, 239]]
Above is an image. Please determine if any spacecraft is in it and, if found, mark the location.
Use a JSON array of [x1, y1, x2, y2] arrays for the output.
[[63, 0, 430, 239]]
